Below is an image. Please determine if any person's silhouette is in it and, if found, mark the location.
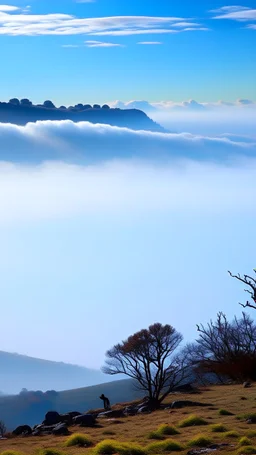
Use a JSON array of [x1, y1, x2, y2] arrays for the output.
[[99, 393, 111, 410]]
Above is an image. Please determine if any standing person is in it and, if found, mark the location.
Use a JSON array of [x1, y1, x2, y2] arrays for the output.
[[99, 393, 111, 410]]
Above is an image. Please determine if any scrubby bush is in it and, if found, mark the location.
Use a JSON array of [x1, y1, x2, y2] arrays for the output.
[[187, 435, 212, 447], [146, 439, 183, 453], [65, 433, 93, 447], [239, 437, 253, 446], [218, 409, 234, 416], [211, 423, 228, 433], [178, 415, 208, 428]]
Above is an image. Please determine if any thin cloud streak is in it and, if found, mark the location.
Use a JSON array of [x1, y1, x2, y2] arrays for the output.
[[0, 8, 207, 36]]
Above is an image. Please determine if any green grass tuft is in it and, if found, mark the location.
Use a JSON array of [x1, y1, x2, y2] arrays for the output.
[[65, 433, 93, 447], [1, 452, 25, 455], [93, 440, 120, 455], [148, 432, 165, 440], [223, 431, 240, 438], [38, 450, 66, 455], [157, 425, 180, 436], [146, 439, 184, 453], [119, 443, 146, 455], [211, 423, 228, 433], [218, 409, 234, 416], [187, 435, 212, 448], [237, 447, 256, 454], [93, 440, 146, 455], [178, 414, 208, 428], [239, 437, 253, 447], [246, 431, 256, 438]]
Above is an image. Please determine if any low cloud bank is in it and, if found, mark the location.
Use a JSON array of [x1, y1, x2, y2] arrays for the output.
[[110, 100, 256, 136], [0, 120, 255, 163]]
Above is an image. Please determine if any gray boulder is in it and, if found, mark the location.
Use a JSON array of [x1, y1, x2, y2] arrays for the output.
[[13, 425, 32, 436], [73, 414, 96, 427]]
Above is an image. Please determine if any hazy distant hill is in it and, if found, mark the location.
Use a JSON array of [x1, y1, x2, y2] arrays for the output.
[[0, 102, 164, 132], [0, 378, 141, 430], [0, 351, 111, 395]]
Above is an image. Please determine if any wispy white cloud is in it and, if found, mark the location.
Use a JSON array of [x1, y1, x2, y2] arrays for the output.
[[62, 44, 80, 48], [212, 5, 256, 22], [85, 40, 124, 47], [0, 7, 207, 36], [0, 4, 19, 11], [137, 41, 162, 45]]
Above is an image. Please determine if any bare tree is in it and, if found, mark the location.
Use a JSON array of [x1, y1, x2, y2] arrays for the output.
[[194, 312, 256, 382], [102, 323, 190, 409], [0, 420, 6, 438], [228, 269, 256, 309]]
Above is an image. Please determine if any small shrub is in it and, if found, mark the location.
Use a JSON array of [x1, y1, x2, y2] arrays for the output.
[[237, 447, 256, 454], [94, 440, 121, 455], [187, 435, 212, 448], [146, 439, 183, 453], [148, 432, 165, 440], [65, 433, 93, 447], [157, 425, 180, 436], [211, 424, 228, 433], [178, 415, 208, 428], [38, 450, 66, 455], [239, 437, 253, 447], [218, 409, 234, 416], [240, 397, 248, 400], [102, 431, 116, 436]]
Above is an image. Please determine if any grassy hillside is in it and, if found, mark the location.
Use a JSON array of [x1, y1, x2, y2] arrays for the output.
[[0, 379, 142, 430], [1, 384, 256, 455], [0, 351, 110, 395]]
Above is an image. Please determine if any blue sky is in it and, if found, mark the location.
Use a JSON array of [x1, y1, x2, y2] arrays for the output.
[[0, 0, 256, 104], [0, 1, 256, 373]]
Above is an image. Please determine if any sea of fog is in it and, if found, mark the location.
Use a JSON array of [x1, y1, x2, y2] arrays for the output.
[[0, 107, 255, 367]]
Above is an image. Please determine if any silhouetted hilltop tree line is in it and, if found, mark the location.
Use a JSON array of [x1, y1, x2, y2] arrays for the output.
[[0, 98, 164, 131], [8, 98, 110, 111]]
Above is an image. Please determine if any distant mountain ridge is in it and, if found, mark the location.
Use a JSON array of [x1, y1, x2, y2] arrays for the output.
[[0, 378, 141, 430], [0, 351, 111, 395], [0, 101, 165, 132]]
